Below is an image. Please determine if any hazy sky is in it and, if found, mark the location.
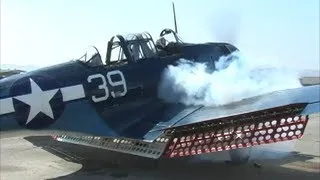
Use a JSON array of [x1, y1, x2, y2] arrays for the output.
[[1, 0, 319, 69]]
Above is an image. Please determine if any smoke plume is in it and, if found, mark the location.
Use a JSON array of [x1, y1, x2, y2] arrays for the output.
[[158, 51, 302, 106]]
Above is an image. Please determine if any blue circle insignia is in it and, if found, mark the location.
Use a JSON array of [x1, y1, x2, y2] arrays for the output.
[[10, 76, 65, 129]]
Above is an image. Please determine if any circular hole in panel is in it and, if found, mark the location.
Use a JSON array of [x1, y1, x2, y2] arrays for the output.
[[274, 134, 280, 139], [241, 134, 245, 138], [258, 123, 263, 128], [252, 137, 257, 142], [258, 136, 264, 141], [192, 134, 196, 139], [217, 142, 222, 147], [280, 118, 286, 124], [265, 121, 270, 127], [265, 135, 271, 140], [254, 132, 260, 136], [210, 132, 215, 137], [237, 139, 242, 144], [230, 140, 236, 145], [243, 125, 249, 131], [197, 145, 202, 150], [282, 126, 289, 131], [295, 130, 301, 135], [237, 126, 242, 131], [294, 116, 299, 121], [271, 120, 277, 126], [223, 129, 229, 134], [225, 135, 231, 140], [213, 138, 218, 143], [297, 124, 303, 129], [173, 138, 178, 142], [217, 130, 222, 135], [219, 136, 224, 141], [246, 132, 252, 137], [243, 138, 249, 143], [276, 128, 282, 132], [250, 124, 255, 130], [288, 131, 294, 137], [267, 129, 274, 134], [223, 142, 228, 147], [204, 132, 210, 137], [290, 125, 296, 130], [260, 130, 266, 135], [287, 117, 293, 123], [281, 132, 287, 138]]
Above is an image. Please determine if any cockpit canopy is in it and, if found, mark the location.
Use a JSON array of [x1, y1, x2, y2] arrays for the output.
[[77, 29, 184, 67], [106, 32, 157, 65]]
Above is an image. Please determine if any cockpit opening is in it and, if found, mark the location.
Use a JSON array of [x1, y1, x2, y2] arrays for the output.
[[126, 33, 157, 61], [76, 28, 185, 67], [155, 28, 184, 56], [77, 46, 103, 67], [105, 32, 158, 65]]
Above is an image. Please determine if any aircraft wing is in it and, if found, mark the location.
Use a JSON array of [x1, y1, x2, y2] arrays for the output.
[[54, 85, 319, 159], [144, 84, 320, 139]]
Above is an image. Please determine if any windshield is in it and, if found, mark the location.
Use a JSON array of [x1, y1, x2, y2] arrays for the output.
[[77, 46, 103, 67], [159, 29, 183, 44], [77, 46, 100, 62]]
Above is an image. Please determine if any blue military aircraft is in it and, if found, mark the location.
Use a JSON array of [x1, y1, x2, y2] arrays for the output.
[[0, 4, 319, 163]]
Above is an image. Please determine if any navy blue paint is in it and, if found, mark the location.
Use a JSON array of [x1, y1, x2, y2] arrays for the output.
[[0, 33, 244, 139], [10, 75, 65, 129]]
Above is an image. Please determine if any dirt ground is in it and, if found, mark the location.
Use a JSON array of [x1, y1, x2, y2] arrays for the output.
[[1, 114, 319, 180]]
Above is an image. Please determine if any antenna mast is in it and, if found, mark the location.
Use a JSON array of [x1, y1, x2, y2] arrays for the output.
[[172, 2, 178, 33]]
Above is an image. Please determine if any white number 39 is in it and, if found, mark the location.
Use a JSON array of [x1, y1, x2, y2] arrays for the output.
[[87, 70, 127, 103]]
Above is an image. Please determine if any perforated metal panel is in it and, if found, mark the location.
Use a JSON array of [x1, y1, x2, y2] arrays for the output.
[[162, 103, 309, 158], [52, 134, 169, 159]]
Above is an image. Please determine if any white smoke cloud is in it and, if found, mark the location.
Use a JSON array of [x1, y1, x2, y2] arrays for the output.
[[158, 51, 302, 106]]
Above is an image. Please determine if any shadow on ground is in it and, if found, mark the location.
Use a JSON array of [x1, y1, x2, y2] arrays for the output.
[[24, 136, 320, 180]]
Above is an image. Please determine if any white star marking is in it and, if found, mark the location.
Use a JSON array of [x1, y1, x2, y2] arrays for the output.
[[14, 78, 59, 125], [0, 82, 85, 116]]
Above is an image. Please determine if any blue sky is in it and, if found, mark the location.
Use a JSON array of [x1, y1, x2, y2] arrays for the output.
[[1, 0, 319, 70]]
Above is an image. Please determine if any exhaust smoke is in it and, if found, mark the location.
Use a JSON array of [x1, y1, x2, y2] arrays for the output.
[[158, 51, 302, 106]]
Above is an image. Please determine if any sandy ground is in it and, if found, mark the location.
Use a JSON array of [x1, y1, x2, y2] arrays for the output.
[[0, 114, 319, 180]]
